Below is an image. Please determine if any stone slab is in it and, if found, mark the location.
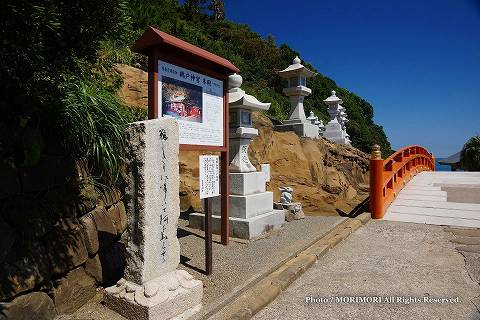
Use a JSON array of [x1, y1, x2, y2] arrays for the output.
[[444, 227, 480, 237], [384, 212, 480, 228], [388, 205, 480, 220], [390, 199, 480, 211], [229, 172, 266, 196], [189, 209, 285, 240], [451, 237, 480, 245], [354, 212, 371, 224], [403, 185, 442, 191], [399, 189, 447, 197], [396, 194, 447, 201], [212, 192, 274, 219]]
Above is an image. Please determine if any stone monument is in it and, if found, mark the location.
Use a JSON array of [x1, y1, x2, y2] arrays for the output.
[[190, 74, 284, 239], [322, 90, 350, 144], [274, 57, 319, 138], [106, 118, 203, 320]]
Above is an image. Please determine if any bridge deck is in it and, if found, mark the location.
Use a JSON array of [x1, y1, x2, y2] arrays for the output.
[[383, 172, 480, 227]]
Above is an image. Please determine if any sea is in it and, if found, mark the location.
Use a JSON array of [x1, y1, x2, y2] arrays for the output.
[[435, 158, 459, 172]]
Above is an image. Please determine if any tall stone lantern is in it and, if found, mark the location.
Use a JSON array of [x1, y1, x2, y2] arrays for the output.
[[228, 73, 269, 172], [274, 57, 319, 138], [189, 74, 285, 239], [323, 90, 349, 144]]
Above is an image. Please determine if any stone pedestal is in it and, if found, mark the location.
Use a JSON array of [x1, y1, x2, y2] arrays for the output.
[[275, 121, 320, 139], [189, 172, 284, 239], [323, 120, 348, 144], [106, 118, 202, 320]]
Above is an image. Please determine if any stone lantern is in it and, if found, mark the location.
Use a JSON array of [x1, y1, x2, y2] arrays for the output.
[[323, 90, 349, 144], [189, 74, 285, 240], [274, 57, 319, 138], [306, 111, 318, 125], [228, 73, 269, 172]]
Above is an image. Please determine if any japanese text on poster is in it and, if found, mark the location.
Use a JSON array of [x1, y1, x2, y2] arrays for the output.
[[199, 155, 220, 199]]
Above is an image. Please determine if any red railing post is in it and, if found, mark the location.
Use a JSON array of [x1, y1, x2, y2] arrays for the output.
[[369, 145, 384, 219]]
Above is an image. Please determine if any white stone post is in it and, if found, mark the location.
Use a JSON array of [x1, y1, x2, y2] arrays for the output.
[[106, 118, 203, 320]]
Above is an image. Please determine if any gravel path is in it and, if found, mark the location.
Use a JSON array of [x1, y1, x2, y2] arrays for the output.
[[253, 220, 480, 320], [178, 214, 344, 317]]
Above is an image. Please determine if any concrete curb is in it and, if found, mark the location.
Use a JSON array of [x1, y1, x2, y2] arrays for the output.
[[216, 212, 371, 320]]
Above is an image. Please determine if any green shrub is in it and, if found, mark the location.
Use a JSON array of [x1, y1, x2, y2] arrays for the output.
[[61, 81, 128, 186]]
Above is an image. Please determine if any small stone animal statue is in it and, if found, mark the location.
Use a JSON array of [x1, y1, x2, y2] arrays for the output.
[[279, 186, 293, 204]]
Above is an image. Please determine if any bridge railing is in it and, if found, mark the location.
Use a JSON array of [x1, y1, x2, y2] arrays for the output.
[[369, 144, 435, 219]]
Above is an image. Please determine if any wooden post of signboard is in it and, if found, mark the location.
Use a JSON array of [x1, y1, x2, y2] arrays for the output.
[[204, 197, 212, 275], [132, 27, 239, 246]]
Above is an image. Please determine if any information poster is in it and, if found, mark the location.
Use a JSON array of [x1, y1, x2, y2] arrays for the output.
[[199, 155, 220, 199], [158, 60, 224, 146]]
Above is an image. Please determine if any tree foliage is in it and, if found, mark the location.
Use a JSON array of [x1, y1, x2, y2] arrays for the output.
[[0, 0, 133, 188], [460, 136, 480, 171]]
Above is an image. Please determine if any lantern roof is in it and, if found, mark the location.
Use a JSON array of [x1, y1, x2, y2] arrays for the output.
[[324, 90, 343, 105], [228, 74, 270, 111], [277, 56, 317, 78]]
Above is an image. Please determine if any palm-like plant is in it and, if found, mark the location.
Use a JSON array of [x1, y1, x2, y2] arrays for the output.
[[460, 136, 480, 171], [61, 81, 128, 187]]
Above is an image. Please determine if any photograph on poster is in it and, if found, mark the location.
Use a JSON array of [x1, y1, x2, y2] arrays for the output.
[[161, 76, 203, 123], [159, 60, 224, 146]]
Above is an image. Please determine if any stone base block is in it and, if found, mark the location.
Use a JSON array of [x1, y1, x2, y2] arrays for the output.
[[323, 124, 348, 144], [274, 123, 319, 138], [189, 209, 285, 240], [105, 270, 202, 320], [273, 202, 305, 221], [323, 134, 349, 145], [212, 192, 274, 219], [230, 172, 266, 195]]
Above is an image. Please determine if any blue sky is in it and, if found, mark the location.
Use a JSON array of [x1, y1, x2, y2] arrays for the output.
[[225, 0, 480, 157]]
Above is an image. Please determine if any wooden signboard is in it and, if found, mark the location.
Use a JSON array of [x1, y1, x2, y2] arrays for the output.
[[132, 27, 239, 245]]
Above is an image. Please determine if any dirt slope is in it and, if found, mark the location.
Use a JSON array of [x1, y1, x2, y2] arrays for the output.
[[116, 64, 369, 215]]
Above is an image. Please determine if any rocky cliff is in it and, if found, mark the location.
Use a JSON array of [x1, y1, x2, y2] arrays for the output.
[[116, 64, 370, 215]]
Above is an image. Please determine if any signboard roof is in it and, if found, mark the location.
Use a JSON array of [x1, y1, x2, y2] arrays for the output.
[[132, 27, 239, 75]]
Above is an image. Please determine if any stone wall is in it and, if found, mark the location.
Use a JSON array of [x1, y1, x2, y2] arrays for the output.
[[0, 158, 128, 319]]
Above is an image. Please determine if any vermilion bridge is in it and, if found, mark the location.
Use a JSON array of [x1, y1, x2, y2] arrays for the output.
[[369, 145, 480, 228]]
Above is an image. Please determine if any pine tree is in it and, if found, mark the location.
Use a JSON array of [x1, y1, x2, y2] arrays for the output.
[[209, 0, 225, 20], [184, 0, 207, 17]]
